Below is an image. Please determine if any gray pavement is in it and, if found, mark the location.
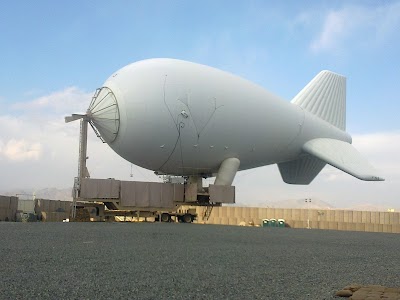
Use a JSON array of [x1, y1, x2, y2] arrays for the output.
[[0, 222, 399, 299]]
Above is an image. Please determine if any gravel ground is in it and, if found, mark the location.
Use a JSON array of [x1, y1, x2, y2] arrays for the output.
[[0, 222, 399, 300]]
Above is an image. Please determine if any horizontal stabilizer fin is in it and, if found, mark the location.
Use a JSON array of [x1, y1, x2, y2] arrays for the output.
[[278, 156, 326, 185], [303, 138, 384, 181]]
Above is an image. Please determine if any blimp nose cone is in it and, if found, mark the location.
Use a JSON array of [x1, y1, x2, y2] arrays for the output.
[[87, 87, 120, 143]]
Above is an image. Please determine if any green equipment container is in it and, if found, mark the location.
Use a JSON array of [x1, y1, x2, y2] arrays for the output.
[[277, 219, 285, 227], [269, 218, 277, 227], [262, 219, 269, 227]]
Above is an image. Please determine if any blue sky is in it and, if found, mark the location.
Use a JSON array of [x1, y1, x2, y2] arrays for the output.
[[1, 1, 399, 131], [0, 1, 399, 208]]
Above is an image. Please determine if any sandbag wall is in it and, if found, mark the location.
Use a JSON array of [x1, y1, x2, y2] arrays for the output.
[[196, 206, 400, 234], [0, 195, 18, 221], [35, 199, 71, 222]]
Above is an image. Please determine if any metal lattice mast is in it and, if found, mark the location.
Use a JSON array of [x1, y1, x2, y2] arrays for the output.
[[72, 117, 88, 219]]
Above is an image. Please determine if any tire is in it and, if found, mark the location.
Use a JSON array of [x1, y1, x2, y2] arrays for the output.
[[182, 214, 193, 223], [160, 213, 171, 222]]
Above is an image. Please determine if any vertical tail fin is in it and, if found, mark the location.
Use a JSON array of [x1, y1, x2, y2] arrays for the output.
[[291, 70, 346, 130]]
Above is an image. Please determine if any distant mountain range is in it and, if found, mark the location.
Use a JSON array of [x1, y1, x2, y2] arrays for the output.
[[270, 198, 335, 209], [234, 198, 397, 212], [347, 203, 396, 212], [236, 198, 335, 210], [0, 188, 73, 201]]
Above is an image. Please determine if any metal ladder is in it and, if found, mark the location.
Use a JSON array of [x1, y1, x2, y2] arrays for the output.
[[202, 205, 213, 221]]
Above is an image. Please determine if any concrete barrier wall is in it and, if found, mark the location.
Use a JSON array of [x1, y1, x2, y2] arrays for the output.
[[35, 199, 72, 221], [41, 211, 69, 222], [0, 195, 18, 221], [35, 199, 71, 216], [196, 206, 400, 234], [1, 196, 73, 222], [18, 200, 35, 213]]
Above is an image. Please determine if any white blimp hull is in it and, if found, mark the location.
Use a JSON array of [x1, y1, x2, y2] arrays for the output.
[[87, 58, 383, 184]]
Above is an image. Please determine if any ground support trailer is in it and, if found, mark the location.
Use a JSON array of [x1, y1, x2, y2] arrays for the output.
[[72, 177, 234, 223]]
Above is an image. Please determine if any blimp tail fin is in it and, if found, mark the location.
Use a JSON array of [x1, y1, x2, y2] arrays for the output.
[[292, 70, 346, 130], [303, 138, 384, 181], [278, 156, 326, 185]]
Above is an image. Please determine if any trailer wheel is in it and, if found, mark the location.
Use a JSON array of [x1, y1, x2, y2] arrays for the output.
[[160, 213, 171, 222], [182, 214, 193, 223]]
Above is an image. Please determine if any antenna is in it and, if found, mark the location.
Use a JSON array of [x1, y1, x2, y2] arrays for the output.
[[130, 164, 133, 177]]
